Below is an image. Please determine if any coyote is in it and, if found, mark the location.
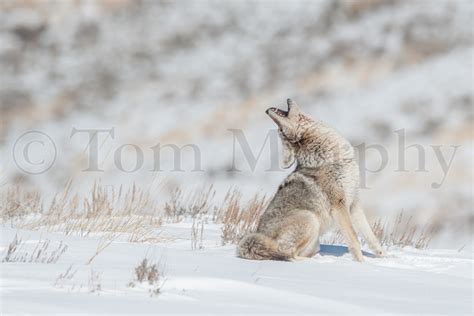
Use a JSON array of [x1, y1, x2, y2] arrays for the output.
[[237, 99, 385, 262]]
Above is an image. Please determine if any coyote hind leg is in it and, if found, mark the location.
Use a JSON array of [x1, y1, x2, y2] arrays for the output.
[[351, 201, 385, 257], [274, 211, 319, 260]]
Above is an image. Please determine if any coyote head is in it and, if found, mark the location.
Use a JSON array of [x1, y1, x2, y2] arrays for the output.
[[266, 98, 354, 169], [266, 98, 314, 169]]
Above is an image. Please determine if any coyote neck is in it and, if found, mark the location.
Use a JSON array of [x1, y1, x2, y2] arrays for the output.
[[295, 125, 355, 169]]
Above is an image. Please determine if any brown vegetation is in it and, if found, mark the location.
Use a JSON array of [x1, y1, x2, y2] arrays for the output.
[[2, 182, 441, 250]]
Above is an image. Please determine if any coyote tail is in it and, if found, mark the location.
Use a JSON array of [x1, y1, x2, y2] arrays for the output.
[[237, 233, 291, 261]]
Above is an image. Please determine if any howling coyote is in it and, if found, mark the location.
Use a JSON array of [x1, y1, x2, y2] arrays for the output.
[[237, 99, 385, 262]]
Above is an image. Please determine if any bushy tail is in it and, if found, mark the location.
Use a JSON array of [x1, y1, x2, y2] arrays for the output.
[[237, 233, 291, 261]]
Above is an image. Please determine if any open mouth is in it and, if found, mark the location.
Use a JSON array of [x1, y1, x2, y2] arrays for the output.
[[268, 107, 288, 117]]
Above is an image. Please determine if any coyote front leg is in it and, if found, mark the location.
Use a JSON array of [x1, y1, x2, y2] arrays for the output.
[[351, 201, 385, 257], [333, 207, 364, 262]]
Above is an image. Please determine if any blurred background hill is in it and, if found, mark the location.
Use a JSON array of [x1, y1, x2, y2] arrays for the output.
[[1, 0, 472, 247]]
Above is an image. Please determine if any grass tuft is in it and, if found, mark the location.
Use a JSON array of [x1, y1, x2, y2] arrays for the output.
[[2, 234, 68, 263], [128, 258, 165, 296]]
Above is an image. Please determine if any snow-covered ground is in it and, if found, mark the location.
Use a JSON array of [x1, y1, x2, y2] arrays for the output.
[[1, 225, 472, 314]]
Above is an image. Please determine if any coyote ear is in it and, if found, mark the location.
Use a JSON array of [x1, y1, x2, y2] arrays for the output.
[[279, 131, 296, 169]]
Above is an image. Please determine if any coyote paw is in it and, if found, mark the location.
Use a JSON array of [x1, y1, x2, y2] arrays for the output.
[[374, 249, 386, 258], [349, 247, 364, 262]]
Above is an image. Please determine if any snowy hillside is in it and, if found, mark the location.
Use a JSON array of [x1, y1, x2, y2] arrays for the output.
[[0, 1, 473, 314]]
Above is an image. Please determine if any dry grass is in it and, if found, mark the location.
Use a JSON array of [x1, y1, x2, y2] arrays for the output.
[[191, 219, 205, 250], [219, 190, 268, 245], [2, 181, 164, 243], [1, 185, 42, 222], [164, 185, 215, 222], [2, 183, 443, 251], [88, 268, 102, 293], [128, 258, 165, 297], [54, 264, 77, 288], [321, 211, 440, 250], [371, 212, 440, 249], [2, 234, 68, 263], [85, 232, 119, 265]]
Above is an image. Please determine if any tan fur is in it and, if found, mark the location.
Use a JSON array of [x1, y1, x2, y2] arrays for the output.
[[237, 99, 385, 262]]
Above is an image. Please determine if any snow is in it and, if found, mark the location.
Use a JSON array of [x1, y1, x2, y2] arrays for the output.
[[1, 225, 472, 314], [1, 1, 473, 312]]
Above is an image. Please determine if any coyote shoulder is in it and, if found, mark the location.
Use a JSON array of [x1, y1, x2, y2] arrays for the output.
[[237, 99, 385, 262]]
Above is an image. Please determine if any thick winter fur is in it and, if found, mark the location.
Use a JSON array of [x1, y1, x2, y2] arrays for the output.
[[237, 99, 385, 262]]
